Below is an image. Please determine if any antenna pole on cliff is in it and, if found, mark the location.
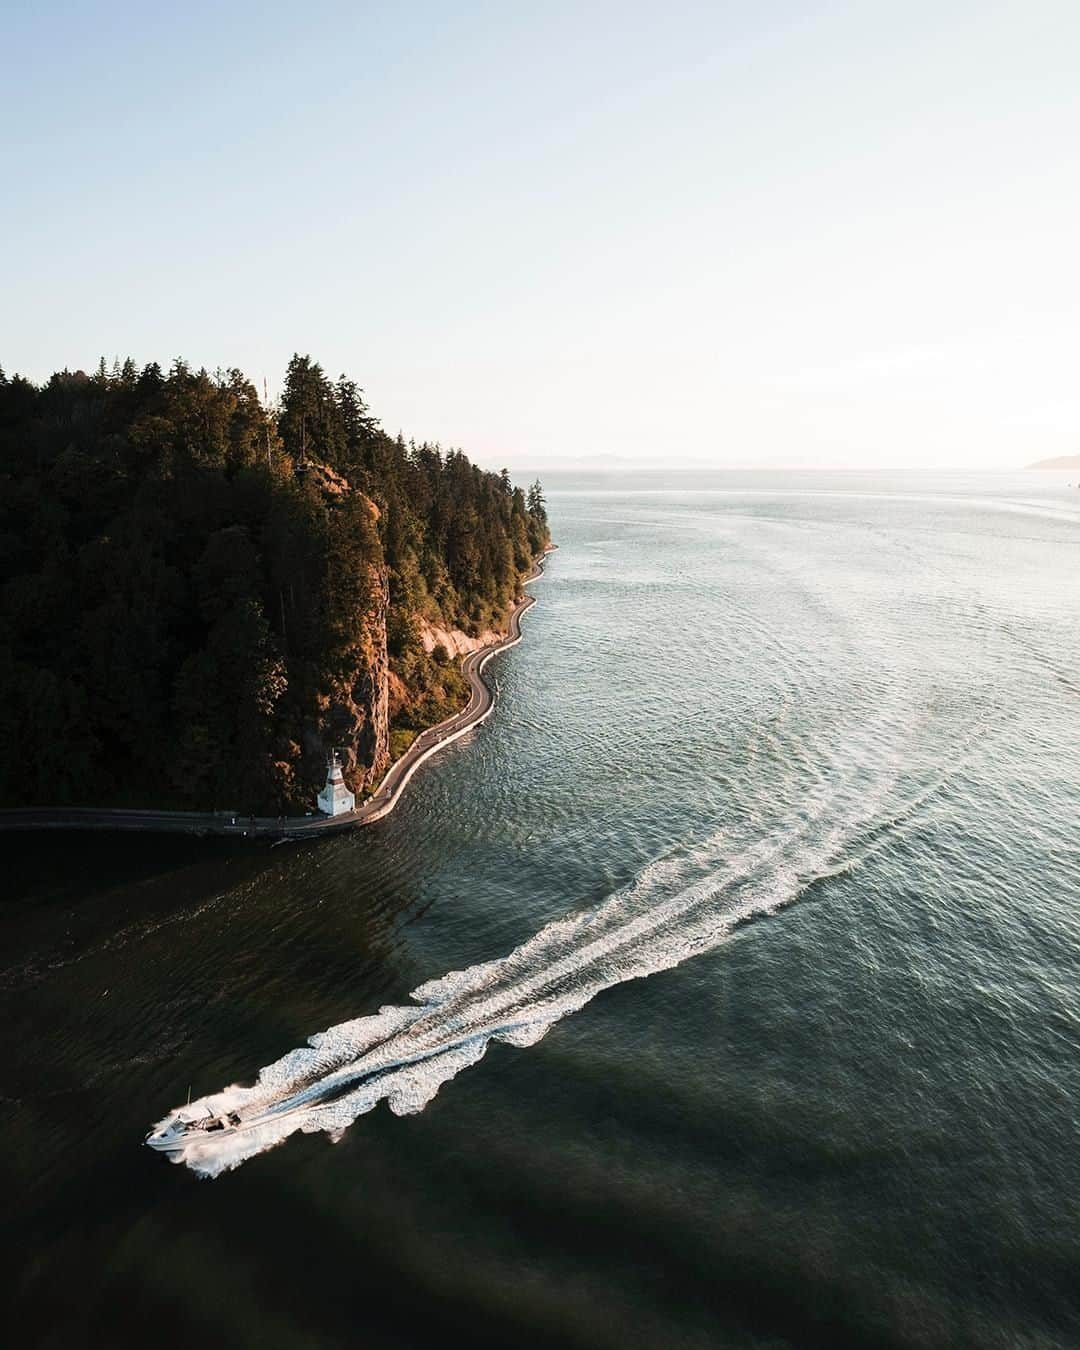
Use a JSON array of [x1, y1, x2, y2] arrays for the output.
[[263, 376, 272, 469]]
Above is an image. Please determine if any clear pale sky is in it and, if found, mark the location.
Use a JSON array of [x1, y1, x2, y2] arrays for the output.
[[3, 2, 1078, 470]]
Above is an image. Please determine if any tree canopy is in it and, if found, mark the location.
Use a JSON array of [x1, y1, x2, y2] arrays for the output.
[[0, 356, 549, 811]]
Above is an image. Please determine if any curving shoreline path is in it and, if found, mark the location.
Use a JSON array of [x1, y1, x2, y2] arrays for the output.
[[0, 549, 553, 842]]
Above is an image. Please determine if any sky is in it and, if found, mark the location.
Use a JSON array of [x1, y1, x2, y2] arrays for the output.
[[2, 1, 1078, 471]]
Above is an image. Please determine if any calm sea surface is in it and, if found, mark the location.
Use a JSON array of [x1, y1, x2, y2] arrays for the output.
[[4, 472, 1080, 1348]]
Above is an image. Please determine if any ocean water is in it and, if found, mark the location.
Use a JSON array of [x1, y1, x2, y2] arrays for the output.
[[3, 471, 1079, 1348]]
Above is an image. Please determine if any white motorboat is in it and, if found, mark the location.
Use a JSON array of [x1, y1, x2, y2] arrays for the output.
[[145, 1109, 244, 1153]]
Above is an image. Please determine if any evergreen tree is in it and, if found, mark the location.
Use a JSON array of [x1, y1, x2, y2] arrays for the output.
[[527, 478, 547, 522]]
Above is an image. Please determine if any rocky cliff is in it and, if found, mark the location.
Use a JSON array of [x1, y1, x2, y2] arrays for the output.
[[297, 478, 392, 799], [302, 562, 391, 797], [417, 610, 511, 659], [295, 469, 492, 807]]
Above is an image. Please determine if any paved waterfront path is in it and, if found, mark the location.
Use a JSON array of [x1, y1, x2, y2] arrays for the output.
[[0, 551, 552, 842]]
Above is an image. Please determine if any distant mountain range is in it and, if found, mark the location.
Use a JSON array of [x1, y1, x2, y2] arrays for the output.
[[1027, 454, 1080, 469]]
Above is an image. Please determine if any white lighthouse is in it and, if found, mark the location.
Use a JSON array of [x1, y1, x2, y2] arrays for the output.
[[317, 749, 355, 816]]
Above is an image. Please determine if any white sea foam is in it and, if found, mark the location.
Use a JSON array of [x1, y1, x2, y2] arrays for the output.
[[149, 526, 1018, 1183], [151, 527, 1003, 1180], [152, 717, 915, 1177]]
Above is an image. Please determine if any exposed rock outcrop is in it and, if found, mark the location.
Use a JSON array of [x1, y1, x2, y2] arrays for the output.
[[297, 459, 354, 497], [299, 487, 391, 800], [417, 609, 511, 659]]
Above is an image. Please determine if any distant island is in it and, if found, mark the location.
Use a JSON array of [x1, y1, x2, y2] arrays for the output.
[[1026, 454, 1080, 469], [0, 357, 550, 814]]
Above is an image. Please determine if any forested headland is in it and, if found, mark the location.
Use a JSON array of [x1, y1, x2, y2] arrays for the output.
[[0, 356, 549, 813]]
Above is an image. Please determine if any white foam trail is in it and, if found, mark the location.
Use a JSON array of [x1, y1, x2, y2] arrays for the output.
[[151, 541, 1011, 1181], [152, 731, 910, 1177]]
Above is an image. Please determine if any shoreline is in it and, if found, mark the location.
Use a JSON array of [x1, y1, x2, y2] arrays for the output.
[[0, 548, 554, 841]]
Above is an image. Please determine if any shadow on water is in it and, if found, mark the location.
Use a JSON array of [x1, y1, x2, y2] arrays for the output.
[[0, 828, 896, 1350], [0, 827, 449, 1350], [3, 830, 292, 909], [1, 1008, 914, 1350]]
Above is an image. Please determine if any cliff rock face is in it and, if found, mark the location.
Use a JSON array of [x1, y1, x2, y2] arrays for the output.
[[302, 564, 391, 800], [417, 607, 510, 658]]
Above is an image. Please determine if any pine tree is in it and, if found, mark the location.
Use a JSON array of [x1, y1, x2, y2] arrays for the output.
[[279, 354, 346, 466], [335, 375, 379, 460], [527, 479, 547, 522]]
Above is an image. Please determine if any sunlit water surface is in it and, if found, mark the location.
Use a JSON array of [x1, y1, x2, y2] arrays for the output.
[[3, 472, 1079, 1349]]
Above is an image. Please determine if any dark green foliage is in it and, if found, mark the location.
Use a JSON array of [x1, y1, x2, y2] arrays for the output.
[[0, 355, 549, 811]]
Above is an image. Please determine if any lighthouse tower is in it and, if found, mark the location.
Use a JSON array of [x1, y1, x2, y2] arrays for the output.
[[317, 749, 355, 816]]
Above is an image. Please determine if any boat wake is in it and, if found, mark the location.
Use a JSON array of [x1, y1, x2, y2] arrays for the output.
[[147, 504, 1020, 1180], [147, 707, 941, 1177]]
